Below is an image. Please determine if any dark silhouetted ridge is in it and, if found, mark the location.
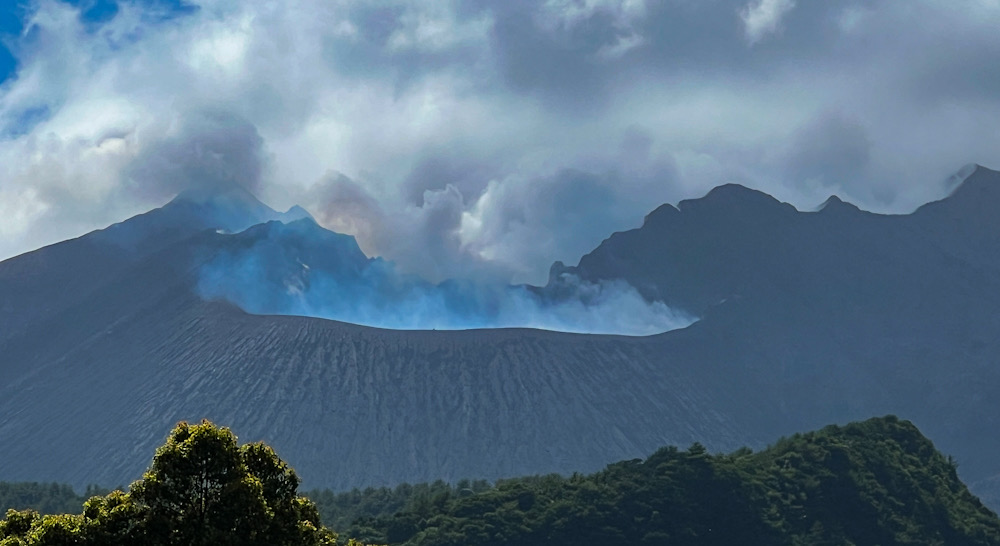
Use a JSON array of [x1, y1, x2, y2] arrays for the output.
[[679, 183, 796, 215]]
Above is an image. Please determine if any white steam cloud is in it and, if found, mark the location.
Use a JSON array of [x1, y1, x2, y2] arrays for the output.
[[195, 220, 693, 335]]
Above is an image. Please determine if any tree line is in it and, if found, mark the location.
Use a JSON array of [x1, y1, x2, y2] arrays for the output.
[[306, 416, 1000, 545], [4, 416, 1000, 545]]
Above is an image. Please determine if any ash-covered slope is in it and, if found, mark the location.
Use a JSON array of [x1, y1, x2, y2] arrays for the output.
[[0, 292, 762, 490]]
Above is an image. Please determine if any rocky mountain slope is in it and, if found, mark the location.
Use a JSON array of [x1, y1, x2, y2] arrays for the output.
[[2, 166, 1000, 508]]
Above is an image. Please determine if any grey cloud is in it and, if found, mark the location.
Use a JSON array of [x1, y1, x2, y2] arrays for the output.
[[401, 154, 501, 207], [5, 0, 1000, 284], [307, 153, 678, 285], [309, 173, 489, 283], [463, 0, 992, 109], [634, 1, 868, 72], [306, 172, 386, 253], [619, 126, 654, 165], [458, 0, 681, 109], [784, 112, 874, 201], [320, 5, 406, 78], [502, 170, 620, 240], [741, 0, 796, 44], [302, 117, 680, 285], [486, 5, 617, 104], [401, 184, 468, 281], [320, 3, 492, 93], [887, 11, 1000, 105], [125, 110, 266, 202], [476, 169, 627, 270], [457, 0, 823, 102]]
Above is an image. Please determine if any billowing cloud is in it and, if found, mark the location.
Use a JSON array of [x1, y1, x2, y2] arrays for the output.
[[125, 110, 267, 200], [1, 0, 1000, 288], [308, 155, 676, 284]]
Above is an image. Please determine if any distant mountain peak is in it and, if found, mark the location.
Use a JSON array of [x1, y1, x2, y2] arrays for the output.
[[170, 183, 275, 217], [173, 183, 263, 206], [946, 164, 999, 197], [676, 183, 796, 216], [640, 203, 680, 229], [916, 164, 1000, 219], [283, 205, 313, 222], [703, 182, 769, 199], [817, 194, 861, 214], [945, 163, 983, 190], [166, 184, 314, 233], [638, 184, 800, 232]]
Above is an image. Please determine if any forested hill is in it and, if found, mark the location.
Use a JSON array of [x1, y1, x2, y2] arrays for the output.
[[316, 416, 1000, 546], [3, 416, 999, 545]]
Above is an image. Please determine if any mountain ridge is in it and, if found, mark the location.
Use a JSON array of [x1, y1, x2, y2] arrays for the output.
[[4, 165, 1000, 511]]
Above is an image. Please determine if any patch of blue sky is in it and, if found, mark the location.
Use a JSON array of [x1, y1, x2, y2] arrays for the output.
[[3, 105, 50, 138], [139, 0, 199, 23], [0, 0, 198, 86], [67, 0, 199, 25], [77, 0, 122, 26], [69, 0, 199, 36], [0, 2, 27, 87]]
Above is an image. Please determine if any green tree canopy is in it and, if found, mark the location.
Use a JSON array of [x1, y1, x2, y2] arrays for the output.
[[316, 416, 1000, 546], [0, 420, 346, 546]]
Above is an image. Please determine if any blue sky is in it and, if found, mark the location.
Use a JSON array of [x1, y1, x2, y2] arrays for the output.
[[0, 3, 26, 84], [0, 0, 195, 85], [1, 1, 999, 285]]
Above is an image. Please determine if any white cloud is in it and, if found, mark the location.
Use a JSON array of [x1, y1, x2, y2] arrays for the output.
[[1, 0, 1000, 284], [385, 5, 491, 54], [537, 0, 648, 58], [740, 0, 796, 44], [539, 0, 647, 29]]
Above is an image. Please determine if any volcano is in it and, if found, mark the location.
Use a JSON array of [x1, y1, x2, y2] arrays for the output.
[[3, 166, 1000, 508]]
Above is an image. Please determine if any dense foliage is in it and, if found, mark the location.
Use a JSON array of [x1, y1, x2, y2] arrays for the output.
[[322, 417, 1000, 546], [3, 416, 999, 545], [0, 421, 356, 546], [307, 479, 492, 538]]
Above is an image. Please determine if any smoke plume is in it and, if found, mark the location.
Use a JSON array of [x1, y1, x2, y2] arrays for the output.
[[195, 219, 693, 335]]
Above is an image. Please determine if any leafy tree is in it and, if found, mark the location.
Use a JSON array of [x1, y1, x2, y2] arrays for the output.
[[131, 420, 266, 545], [80, 490, 143, 545], [0, 420, 347, 546], [0, 508, 40, 542]]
